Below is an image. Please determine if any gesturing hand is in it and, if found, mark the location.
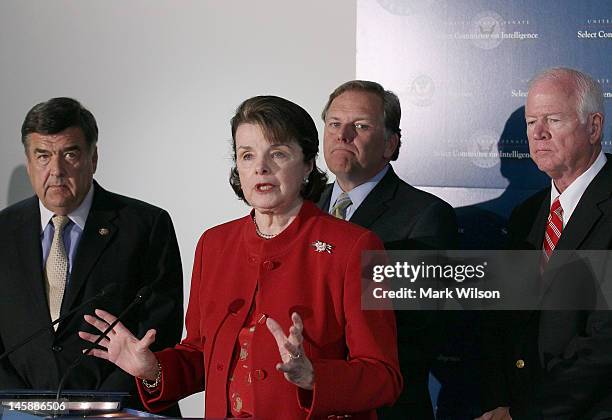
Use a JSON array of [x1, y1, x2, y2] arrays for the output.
[[266, 312, 314, 390], [475, 406, 512, 420], [79, 309, 160, 381]]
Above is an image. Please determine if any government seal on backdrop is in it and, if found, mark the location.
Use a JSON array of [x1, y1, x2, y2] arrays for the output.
[[470, 11, 505, 50]]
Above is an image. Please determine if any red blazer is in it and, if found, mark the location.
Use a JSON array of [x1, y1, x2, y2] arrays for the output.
[[138, 201, 402, 419]]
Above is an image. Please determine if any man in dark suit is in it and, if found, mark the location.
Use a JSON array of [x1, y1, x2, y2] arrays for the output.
[[0, 98, 183, 412], [479, 68, 610, 419], [318, 80, 457, 419]]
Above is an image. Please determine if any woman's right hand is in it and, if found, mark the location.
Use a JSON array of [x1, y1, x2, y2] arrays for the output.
[[79, 308, 159, 380]]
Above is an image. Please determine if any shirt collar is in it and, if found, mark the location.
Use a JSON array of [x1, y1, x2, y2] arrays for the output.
[[330, 165, 389, 213], [39, 183, 95, 233], [550, 150, 606, 226]]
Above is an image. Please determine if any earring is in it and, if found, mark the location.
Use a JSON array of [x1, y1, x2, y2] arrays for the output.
[[303, 177, 310, 185]]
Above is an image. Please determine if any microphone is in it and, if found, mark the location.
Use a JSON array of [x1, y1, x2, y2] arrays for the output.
[[0, 282, 118, 361], [55, 286, 153, 404]]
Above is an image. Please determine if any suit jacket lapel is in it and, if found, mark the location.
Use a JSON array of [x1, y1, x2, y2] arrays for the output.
[[538, 159, 612, 345], [60, 183, 117, 321], [317, 184, 333, 213], [12, 197, 51, 324], [516, 194, 549, 325], [526, 196, 549, 250], [349, 167, 398, 229]]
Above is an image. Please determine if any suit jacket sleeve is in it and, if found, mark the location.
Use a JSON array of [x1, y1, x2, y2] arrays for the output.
[[536, 310, 612, 417], [297, 231, 403, 416], [479, 204, 526, 412], [479, 311, 513, 412], [101, 209, 184, 392], [0, 335, 28, 388], [387, 195, 457, 418]]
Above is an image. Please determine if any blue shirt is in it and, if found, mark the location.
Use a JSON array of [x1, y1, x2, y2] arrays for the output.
[[40, 184, 94, 283], [329, 165, 389, 221]]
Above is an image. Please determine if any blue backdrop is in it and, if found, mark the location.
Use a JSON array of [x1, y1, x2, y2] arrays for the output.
[[358, 0, 611, 249], [357, 1, 611, 417]]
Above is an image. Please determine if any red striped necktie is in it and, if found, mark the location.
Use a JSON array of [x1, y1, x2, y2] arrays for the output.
[[542, 197, 563, 263]]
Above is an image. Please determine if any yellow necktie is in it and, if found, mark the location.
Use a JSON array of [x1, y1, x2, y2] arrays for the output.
[[45, 215, 70, 329], [332, 192, 352, 220]]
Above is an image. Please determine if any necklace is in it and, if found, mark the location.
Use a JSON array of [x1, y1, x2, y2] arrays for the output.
[[253, 216, 277, 239]]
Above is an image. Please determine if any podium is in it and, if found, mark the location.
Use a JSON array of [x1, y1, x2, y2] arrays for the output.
[[0, 390, 163, 419], [0, 407, 164, 419]]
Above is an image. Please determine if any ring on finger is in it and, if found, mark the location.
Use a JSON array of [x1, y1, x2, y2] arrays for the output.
[[289, 352, 302, 360]]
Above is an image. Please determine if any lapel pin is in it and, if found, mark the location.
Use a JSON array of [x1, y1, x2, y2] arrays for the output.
[[311, 240, 333, 254], [98, 228, 110, 236]]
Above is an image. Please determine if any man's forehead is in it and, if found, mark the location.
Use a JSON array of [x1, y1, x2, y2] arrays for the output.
[[526, 83, 578, 112], [28, 127, 86, 147], [328, 90, 384, 117], [528, 78, 576, 101]]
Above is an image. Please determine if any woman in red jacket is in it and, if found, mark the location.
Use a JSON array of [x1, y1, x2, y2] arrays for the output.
[[80, 95, 402, 419]]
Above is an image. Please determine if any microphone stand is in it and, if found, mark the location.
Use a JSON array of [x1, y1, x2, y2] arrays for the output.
[[0, 283, 117, 361], [54, 286, 152, 410]]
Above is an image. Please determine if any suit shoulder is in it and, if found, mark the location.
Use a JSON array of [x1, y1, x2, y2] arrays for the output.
[[398, 180, 452, 209], [395, 180, 455, 215], [509, 188, 549, 222], [0, 196, 37, 224], [99, 188, 170, 217], [506, 188, 548, 247]]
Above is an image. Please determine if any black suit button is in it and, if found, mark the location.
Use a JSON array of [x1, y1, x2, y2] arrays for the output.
[[515, 359, 525, 369], [52, 345, 63, 352]]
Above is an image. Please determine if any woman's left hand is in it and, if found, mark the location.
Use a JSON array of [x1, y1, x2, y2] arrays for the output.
[[266, 312, 314, 390]]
